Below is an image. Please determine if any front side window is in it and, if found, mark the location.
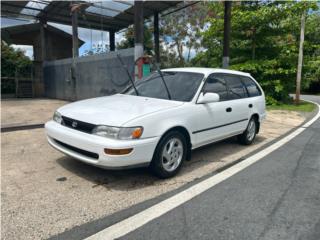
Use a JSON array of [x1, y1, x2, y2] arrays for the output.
[[241, 76, 262, 97], [202, 74, 228, 101], [224, 74, 247, 99], [123, 71, 204, 102]]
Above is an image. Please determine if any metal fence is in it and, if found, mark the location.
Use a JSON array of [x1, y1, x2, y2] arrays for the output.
[[1, 66, 34, 98], [43, 48, 134, 101]]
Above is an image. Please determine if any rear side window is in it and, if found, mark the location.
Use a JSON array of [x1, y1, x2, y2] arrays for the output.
[[241, 76, 262, 97], [224, 74, 247, 99], [203, 74, 228, 101]]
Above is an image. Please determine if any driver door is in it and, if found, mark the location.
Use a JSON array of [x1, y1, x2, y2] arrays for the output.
[[193, 73, 233, 147]]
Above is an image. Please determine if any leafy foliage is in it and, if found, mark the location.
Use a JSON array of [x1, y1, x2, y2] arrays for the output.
[[192, 1, 319, 104], [1, 41, 32, 94], [160, 2, 209, 66], [117, 25, 153, 54], [1, 41, 32, 77], [116, 3, 210, 68]]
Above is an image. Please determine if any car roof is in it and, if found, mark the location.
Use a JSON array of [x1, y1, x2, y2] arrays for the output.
[[162, 67, 251, 77]]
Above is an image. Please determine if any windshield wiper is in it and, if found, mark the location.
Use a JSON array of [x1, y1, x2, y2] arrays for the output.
[[117, 54, 139, 96], [154, 63, 172, 100]]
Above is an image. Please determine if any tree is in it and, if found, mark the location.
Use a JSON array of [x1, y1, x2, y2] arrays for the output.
[[1, 41, 32, 77], [193, 1, 319, 104], [1, 41, 32, 94], [160, 2, 209, 66], [117, 25, 153, 54], [116, 3, 210, 67]]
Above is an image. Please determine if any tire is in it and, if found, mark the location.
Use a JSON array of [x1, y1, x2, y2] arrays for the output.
[[238, 117, 257, 145], [150, 131, 187, 178]]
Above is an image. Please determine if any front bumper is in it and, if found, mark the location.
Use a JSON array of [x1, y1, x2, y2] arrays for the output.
[[45, 121, 159, 169]]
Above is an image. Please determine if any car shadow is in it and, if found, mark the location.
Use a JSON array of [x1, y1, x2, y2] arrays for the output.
[[56, 135, 267, 191], [56, 157, 158, 190], [183, 135, 266, 170]]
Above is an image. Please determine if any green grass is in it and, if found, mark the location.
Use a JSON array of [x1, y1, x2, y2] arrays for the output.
[[267, 100, 317, 112]]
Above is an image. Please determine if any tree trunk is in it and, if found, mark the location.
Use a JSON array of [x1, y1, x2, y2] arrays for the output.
[[295, 11, 305, 104], [252, 28, 256, 60], [176, 40, 184, 64], [187, 46, 192, 62], [222, 1, 231, 68]]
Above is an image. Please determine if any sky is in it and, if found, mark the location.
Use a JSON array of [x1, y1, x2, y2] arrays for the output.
[[1, 17, 125, 59]]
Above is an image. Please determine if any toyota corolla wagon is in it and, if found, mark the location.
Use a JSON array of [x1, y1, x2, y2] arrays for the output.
[[45, 68, 266, 178]]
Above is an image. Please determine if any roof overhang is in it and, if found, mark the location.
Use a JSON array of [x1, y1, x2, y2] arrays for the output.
[[1, 1, 184, 32], [1, 22, 85, 46]]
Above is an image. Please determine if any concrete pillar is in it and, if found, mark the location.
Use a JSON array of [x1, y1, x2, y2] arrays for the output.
[[154, 12, 160, 63], [134, 1, 144, 62], [109, 30, 115, 51], [222, 1, 231, 68], [33, 21, 47, 97], [72, 10, 79, 58]]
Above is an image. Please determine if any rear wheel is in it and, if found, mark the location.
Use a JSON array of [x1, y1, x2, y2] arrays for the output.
[[150, 131, 187, 178], [238, 117, 257, 145]]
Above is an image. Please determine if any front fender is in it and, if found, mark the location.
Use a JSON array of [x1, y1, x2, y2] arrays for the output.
[[123, 106, 196, 145]]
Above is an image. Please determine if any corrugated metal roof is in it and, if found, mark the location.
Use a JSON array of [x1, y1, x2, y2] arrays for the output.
[[1, 1, 183, 31]]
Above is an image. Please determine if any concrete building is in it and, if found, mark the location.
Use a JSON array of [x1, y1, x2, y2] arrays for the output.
[[2, 23, 84, 97]]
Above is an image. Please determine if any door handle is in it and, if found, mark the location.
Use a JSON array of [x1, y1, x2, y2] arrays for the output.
[[226, 107, 232, 112], [249, 104, 253, 108]]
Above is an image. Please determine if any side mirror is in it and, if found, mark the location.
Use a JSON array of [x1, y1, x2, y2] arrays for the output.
[[197, 92, 220, 104]]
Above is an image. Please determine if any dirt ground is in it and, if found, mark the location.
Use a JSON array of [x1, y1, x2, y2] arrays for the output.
[[1, 107, 309, 240], [1, 99, 68, 127]]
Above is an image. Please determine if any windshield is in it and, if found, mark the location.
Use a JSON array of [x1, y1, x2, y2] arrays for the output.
[[123, 71, 204, 102]]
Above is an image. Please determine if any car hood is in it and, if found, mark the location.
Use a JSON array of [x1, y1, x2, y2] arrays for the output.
[[58, 94, 184, 126]]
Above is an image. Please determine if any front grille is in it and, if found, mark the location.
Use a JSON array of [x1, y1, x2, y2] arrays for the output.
[[61, 116, 96, 134], [54, 139, 99, 159]]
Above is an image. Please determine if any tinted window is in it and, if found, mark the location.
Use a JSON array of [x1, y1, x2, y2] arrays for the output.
[[124, 72, 204, 102], [224, 74, 247, 100], [203, 74, 228, 101], [241, 76, 262, 97]]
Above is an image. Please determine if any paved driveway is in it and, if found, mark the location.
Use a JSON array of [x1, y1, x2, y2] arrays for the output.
[[1, 99, 68, 127]]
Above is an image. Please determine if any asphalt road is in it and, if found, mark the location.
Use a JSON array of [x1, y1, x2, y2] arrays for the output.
[[117, 95, 320, 240]]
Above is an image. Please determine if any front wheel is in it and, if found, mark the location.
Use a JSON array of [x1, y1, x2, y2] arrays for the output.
[[150, 131, 187, 178], [238, 117, 257, 145]]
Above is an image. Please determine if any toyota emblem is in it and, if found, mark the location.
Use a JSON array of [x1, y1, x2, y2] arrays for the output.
[[71, 121, 78, 128]]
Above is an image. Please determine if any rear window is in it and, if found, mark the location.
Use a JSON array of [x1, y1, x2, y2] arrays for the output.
[[241, 76, 262, 97]]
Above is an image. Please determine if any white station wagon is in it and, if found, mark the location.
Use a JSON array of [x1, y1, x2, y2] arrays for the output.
[[45, 68, 266, 178]]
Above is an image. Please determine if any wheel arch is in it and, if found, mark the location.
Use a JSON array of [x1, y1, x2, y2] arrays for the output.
[[251, 113, 260, 134], [159, 126, 192, 161]]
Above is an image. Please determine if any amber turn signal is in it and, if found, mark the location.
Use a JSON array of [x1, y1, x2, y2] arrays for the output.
[[104, 148, 133, 155], [131, 127, 143, 139]]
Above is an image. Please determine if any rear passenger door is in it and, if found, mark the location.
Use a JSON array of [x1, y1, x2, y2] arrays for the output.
[[222, 74, 250, 134], [241, 76, 265, 119]]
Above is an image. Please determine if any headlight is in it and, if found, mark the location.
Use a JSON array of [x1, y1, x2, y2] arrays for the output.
[[53, 111, 63, 124], [92, 125, 143, 140]]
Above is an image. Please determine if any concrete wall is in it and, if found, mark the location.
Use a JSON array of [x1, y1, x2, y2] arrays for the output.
[[43, 48, 134, 101]]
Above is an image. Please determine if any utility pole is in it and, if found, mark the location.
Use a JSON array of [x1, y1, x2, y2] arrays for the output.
[[134, 1, 144, 62], [71, 4, 80, 58], [222, 1, 231, 68], [154, 12, 160, 63], [295, 10, 306, 104]]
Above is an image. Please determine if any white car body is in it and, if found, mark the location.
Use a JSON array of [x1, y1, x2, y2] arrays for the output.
[[45, 68, 266, 170]]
